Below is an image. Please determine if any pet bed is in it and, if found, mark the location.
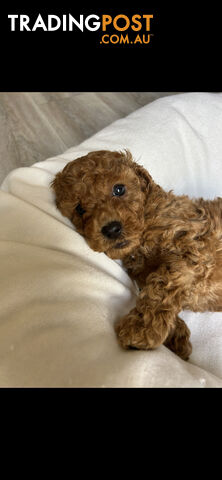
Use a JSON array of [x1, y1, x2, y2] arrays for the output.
[[0, 92, 222, 387]]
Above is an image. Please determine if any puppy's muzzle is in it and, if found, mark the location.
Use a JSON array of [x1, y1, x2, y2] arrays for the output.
[[101, 221, 122, 239]]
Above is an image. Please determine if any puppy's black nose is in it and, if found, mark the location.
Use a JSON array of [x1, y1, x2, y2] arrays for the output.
[[101, 221, 122, 239]]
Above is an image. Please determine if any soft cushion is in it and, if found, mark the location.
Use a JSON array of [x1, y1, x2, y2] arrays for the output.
[[0, 92, 222, 387]]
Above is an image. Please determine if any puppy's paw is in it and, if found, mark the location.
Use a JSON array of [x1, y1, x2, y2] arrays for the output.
[[114, 308, 160, 351], [164, 318, 192, 361], [165, 337, 192, 361]]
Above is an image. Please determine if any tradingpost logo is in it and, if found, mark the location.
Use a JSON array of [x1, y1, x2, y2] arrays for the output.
[[7, 13, 154, 45]]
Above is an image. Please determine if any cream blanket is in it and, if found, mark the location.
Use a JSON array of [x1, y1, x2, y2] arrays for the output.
[[0, 92, 222, 387]]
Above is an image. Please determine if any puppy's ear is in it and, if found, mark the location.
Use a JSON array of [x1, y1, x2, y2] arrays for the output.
[[132, 162, 153, 193], [122, 150, 152, 194], [51, 172, 75, 220]]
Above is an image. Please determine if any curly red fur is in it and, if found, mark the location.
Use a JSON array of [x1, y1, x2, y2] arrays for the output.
[[51, 150, 222, 360]]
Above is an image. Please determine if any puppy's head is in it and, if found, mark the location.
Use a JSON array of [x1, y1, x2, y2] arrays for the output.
[[51, 150, 152, 259]]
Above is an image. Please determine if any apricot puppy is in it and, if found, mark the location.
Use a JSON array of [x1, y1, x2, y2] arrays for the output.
[[51, 150, 222, 360]]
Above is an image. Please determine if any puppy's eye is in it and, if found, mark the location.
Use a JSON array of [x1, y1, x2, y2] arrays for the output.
[[112, 184, 125, 196], [75, 203, 86, 216]]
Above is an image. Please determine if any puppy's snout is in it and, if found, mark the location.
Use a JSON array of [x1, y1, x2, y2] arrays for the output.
[[101, 221, 122, 239]]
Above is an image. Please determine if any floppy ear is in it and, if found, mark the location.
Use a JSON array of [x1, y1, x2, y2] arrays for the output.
[[132, 162, 153, 193], [51, 172, 75, 220], [122, 149, 153, 194]]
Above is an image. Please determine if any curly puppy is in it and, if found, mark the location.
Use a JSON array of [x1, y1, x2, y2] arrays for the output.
[[51, 150, 222, 360]]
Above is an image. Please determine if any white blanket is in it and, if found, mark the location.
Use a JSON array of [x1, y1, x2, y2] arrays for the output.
[[0, 92, 222, 387]]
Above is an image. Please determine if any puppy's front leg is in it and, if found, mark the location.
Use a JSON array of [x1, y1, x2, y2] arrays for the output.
[[115, 261, 193, 355], [164, 316, 192, 360]]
